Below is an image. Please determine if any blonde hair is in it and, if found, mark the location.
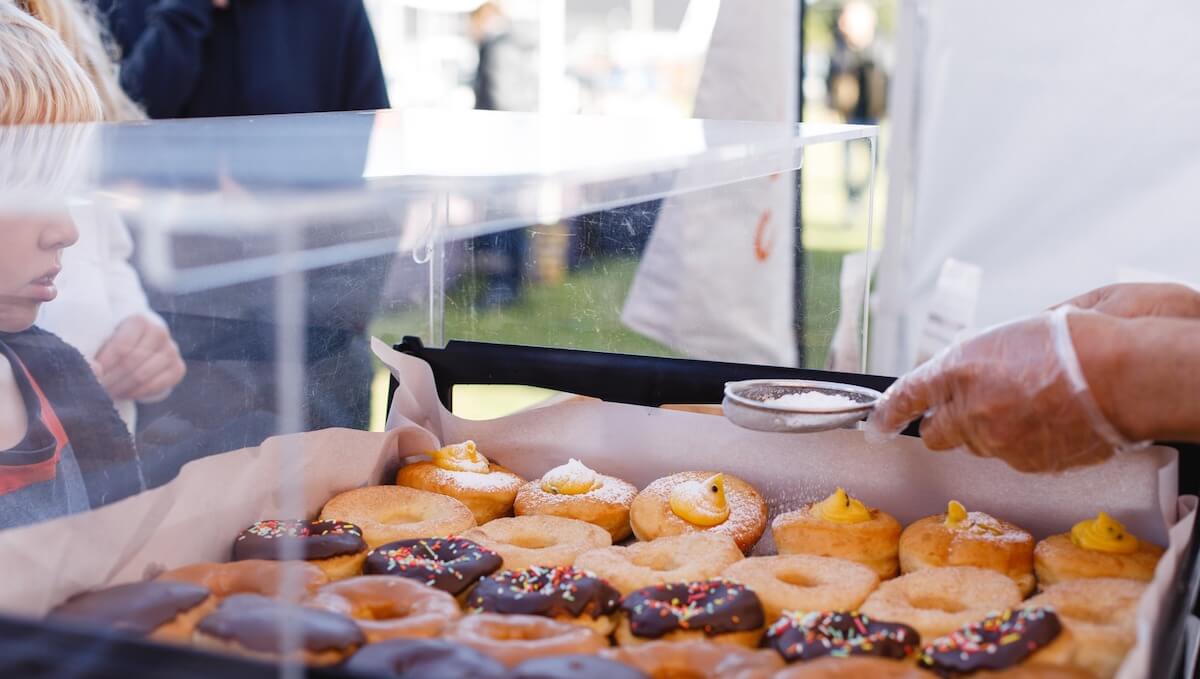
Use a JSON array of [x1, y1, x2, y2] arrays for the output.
[[0, 2, 103, 125], [19, 0, 144, 122]]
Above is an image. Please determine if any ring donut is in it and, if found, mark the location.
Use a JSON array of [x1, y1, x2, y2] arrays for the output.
[[467, 566, 621, 636], [305, 575, 461, 643], [511, 655, 651, 679], [1021, 578, 1145, 678], [232, 519, 368, 580], [193, 593, 364, 666], [601, 640, 782, 679], [857, 566, 1021, 641], [442, 612, 607, 667], [460, 516, 611, 570], [722, 554, 879, 621], [618, 579, 765, 648], [918, 608, 1063, 676], [343, 638, 508, 679], [574, 533, 744, 595], [771, 656, 931, 679], [47, 581, 216, 644], [157, 560, 328, 601], [364, 536, 502, 598], [319, 486, 476, 549], [762, 611, 919, 663]]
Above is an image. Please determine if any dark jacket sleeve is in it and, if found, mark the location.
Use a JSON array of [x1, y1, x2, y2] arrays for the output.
[[338, 0, 390, 111], [110, 0, 215, 118]]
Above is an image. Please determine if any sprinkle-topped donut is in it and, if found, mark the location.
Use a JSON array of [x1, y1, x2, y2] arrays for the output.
[[763, 611, 920, 662], [365, 537, 503, 596], [621, 579, 763, 639], [467, 566, 621, 620], [918, 607, 1062, 675], [233, 520, 366, 561]]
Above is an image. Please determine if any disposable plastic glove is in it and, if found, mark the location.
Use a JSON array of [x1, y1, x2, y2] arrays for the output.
[[865, 306, 1143, 473], [1055, 282, 1200, 320]]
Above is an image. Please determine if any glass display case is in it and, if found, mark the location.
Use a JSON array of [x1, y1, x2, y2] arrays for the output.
[[0, 109, 892, 675]]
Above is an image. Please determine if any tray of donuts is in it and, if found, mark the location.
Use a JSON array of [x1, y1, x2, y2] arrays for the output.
[[35, 438, 1180, 679]]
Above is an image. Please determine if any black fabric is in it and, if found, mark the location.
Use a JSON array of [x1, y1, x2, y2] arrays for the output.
[[0, 328, 141, 507], [93, 0, 389, 118]]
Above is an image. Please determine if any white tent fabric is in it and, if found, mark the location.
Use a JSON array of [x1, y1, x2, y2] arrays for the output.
[[871, 0, 1200, 374], [622, 0, 799, 367]]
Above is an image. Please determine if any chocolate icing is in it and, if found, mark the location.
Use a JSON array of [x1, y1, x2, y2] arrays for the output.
[[343, 638, 508, 679], [232, 519, 366, 562], [365, 537, 502, 596], [48, 581, 211, 636], [511, 654, 650, 679], [763, 611, 920, 662], [620, 579, 763, 639], [197, 594, 364, 654], [919, 607, 1062, 676], [467, 566, 621, 620]]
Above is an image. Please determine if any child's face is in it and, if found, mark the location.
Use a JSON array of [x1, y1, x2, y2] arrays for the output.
[[0, 213, 77, 332]]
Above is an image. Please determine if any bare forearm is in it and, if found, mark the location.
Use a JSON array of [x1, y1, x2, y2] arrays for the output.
[[1073, 313, 1200, 442]]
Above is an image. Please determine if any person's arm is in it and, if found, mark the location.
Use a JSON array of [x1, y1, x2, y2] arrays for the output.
[[1055, 282, 1200, 320], [1074, 313, 1200, 443], [102, 0, 215, 118], [337, 0, 389, 111]]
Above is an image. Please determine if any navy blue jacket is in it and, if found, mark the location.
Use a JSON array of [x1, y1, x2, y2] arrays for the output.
[[93, 0, 390, 118]]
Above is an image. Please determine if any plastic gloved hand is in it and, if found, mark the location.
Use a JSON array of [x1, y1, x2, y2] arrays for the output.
[[865, 306, 1142, 473], [1055, 282, 1200, 319]]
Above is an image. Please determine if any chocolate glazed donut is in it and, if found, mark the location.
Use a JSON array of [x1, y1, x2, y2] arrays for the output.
[[919, 607, 1062, 675], [763, 611, 920, 662], [194, 594, 364, 666], [365, 537, 502, 597], [47, 581, 214, 642], [468, 566, 620, 620], [233, 520, 368, 580], [621, 579, 764, 639]]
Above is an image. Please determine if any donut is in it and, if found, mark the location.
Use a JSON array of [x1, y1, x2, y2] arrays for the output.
[[629, 471, 768, 554], [157, 560, 328, 601], [762, 611, 920, 663], [857, 566, 1022, 642], [232, 519, 368, 580], [899, 501, 1036, 596], [305, 575, 461, 643], [1021, 577, 1145, 678], [771, 656, 930, 679], [574, 533, 744, 596], [467, 566, 621, 636], [442, 612, 607, 667], [1033, 512, 1163, 588], [602, 640, 783, 679], [617, 579, 765, 648], [364, 536, 502, 598], [771, 488, 902, 579], [396, 441, 525, 524], [193, 593, 363, 666], [460, 515, 611, 570], [721, 555, 879, 622], [918, 608, 1062, 675], [343, 638, 509, 679], [514, 459, 638, 541], [46, 581, 216, 644], [318, 485, 476, 549], [511, 655, 650, 679]]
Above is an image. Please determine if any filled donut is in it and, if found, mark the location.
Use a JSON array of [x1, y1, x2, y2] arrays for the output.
[[899, 501, 1036, 596], [629, 472, 768, 554], [771, 488, 902, 579], [1033, 512, 1163, 588], [514, 459, 638, 541], [396, 441, 525, 524]]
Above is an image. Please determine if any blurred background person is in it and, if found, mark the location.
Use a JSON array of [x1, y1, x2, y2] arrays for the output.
[[827, 0, 887, 206]]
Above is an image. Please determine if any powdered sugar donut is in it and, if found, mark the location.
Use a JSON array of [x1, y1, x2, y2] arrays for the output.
[[514, 459, 638, 541]]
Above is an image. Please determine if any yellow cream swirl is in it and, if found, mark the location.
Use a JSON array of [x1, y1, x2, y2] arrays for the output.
[[813, 488, 871, 524], [669, 473, 730, 526], [431, 441, 490, 473], [944, 500, 969, 527], [540, 459, 600, 495], [1070, 512, 1139, 554]]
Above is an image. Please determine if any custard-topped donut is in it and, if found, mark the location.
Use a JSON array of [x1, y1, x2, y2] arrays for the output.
[[602, 640, 783, 679], [858, 566, 1021, 642], [1034, 512, 1163, 588], [468, 566, 621, 636], [194, 593, 364, 666], [157, 560, 328, 601], [899, 500, 1036, 595], [722, 554, 879, 621], [772, 488, 902, 579], [629, 471, 767, 554], [443, 612, 608, 667], [762, 611, 920, 663], [233, 519, 367, 580], [397, 441, 525, 524], [319, 485, 476, 549], [514, 459, 638, 541], [364, 536, 502, 597], [919, 608, 1062, 675], [461, 515, 611, 570], [618, 579, 765, 648], [574, 533, 744, 595], [47, 581, 216, 644], [305, 575, 461, 643], [1022, 577, 1145, 679]]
